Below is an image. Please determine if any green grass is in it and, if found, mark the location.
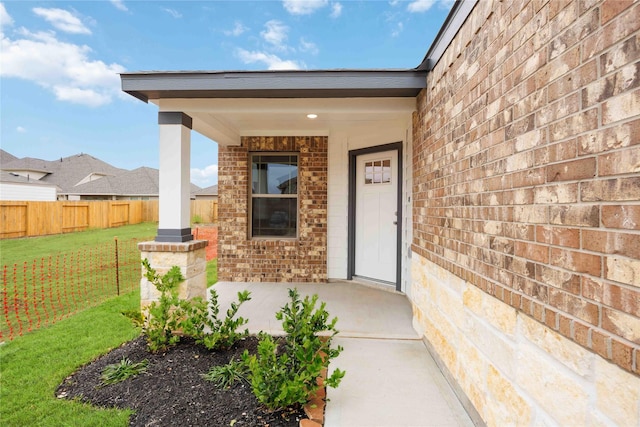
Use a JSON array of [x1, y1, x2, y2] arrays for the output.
[[0, 222, 157, 267], [207, 259, 218, 287], [0, 220, 217, 339], [0, 291, 141, 426], [0, 223, 157, 339]]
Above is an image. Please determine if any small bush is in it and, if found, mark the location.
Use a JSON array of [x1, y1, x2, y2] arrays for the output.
[[202, 289, 252, 350], [142, 259, 185, 352], [100, 357, 149, 386], [192, 214, 204, 224], [142, 259, 251, 352], [121, 309, 144, 327], [242, 288, 345, 410], [202, 358, 249, 389], [179, 289, 252, 351]]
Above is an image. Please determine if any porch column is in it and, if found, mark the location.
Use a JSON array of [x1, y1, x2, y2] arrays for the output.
[[157, 112, 193, 242], [138, 111, 207, 310]]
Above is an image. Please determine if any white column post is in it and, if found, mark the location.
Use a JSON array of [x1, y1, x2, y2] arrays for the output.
[[156, 112, 193, 242]]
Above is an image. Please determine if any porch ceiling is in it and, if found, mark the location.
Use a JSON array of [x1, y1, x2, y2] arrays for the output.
[[154, 97, 418, 146], [121, 69, 424, 146]]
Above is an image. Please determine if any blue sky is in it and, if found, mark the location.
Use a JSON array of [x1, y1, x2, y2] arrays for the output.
[[1, 0, 452, 187]]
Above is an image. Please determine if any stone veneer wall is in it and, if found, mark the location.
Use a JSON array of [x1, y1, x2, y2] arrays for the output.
[[218, 136, 327, 282], [412, 0, 640, 425], [138, 240, 208, 308]]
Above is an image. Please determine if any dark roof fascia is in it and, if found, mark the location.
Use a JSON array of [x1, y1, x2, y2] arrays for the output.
[[120, 69, 428, 103], [416, 0, 478, 71]]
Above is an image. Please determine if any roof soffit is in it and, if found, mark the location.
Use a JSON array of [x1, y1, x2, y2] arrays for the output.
[[156, 97, 417, 145]]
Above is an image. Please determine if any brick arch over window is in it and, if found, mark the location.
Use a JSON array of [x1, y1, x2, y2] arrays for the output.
[[218, 136, 328, 282]]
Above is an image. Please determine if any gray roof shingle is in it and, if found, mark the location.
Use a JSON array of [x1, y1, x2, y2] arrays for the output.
[[1, 151, 203, 197], [0, 150, 18, 166], [194, 184, 218, 196], [70, 166, 201, 196], [1, 153, 125, 193]]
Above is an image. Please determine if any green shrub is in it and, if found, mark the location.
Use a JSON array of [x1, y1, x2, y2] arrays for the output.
[[242, 288, 345, 410], [191, 214, 204, 224], [178, 289, 252, 351], [142, 259, 185, 352], [202, 358, 249, 389], [100, 357, 149, 386], [142, 259, 251, 352], [202, 289, 251, 350], [121, 309, 144, 327]]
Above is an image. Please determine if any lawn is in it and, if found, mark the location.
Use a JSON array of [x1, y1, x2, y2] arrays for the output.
[[0, 223, 156, 340], [0, 222, 157, 267], [0, 291, 140, 426], [0, 223, 219, 425], [0, 222, 218, 340]]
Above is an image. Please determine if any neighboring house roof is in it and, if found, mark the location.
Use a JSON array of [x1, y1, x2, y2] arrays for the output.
[[0, 149, 18, 165], [70, 166, 201, 197], [41, 154, 125, 193], [0, 151, 202, 198], [2, 153, 125, 194], [0, 171, 57, 187], [2, 156, 52, 175], [194, 184, 218, 197]]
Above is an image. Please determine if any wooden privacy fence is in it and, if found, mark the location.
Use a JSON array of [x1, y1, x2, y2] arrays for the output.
[[0, 199, 218, 239]]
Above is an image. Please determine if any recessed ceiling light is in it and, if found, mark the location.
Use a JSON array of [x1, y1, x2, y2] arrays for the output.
[[306, 113, 318, 119]]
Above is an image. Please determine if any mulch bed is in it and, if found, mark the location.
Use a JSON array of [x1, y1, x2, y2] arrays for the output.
[[57, 336, 305, 427]]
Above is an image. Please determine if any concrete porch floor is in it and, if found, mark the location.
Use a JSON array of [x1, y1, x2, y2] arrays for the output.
[[214, 281, 475, 427]]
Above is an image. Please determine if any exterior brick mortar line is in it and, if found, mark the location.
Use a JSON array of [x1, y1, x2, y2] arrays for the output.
[[411, 244, 640, 376]]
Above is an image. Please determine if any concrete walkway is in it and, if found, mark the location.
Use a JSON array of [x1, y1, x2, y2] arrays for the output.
[[214, 281, 475, 427]]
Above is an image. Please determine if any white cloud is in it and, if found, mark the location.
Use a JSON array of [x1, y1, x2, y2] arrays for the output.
[[53, 86, 111, 107], [330, 2, 343, 18], [391, 21, 403, 37], [162, 8, 182, 19], [236, 48, 302, 70], [282, 0, 328, 15], [261, 20, 288, 48], [32, 7, 91, 35], [1, 28, 125, 107], [224, 21, 248, 37], [407, 0, 437, 13], [1, 3, 13, 28], [299, 38, 318, 55], [110, 0, 128, 12], [191, 164, 218, 187], [16, 126, 26, 133]]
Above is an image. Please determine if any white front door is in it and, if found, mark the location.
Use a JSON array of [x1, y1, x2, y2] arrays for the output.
[[355, 150, 398, 284]]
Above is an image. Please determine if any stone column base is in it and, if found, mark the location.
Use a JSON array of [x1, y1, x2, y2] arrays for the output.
[[138, 240, 208, 310]]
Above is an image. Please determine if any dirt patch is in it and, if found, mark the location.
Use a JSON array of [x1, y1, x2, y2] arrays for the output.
[[57, 336, 305, 427]]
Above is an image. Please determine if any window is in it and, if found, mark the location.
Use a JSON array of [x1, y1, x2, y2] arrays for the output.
[[250, 153, 298, 238], [364, 159, 391, 185]]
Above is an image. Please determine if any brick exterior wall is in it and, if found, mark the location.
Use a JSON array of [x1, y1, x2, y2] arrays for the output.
[[218, 136, 327, 282], [413, 0, 640, 378]]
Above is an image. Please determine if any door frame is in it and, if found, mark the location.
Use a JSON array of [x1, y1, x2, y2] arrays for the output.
[[347, 142, 403, 291]]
